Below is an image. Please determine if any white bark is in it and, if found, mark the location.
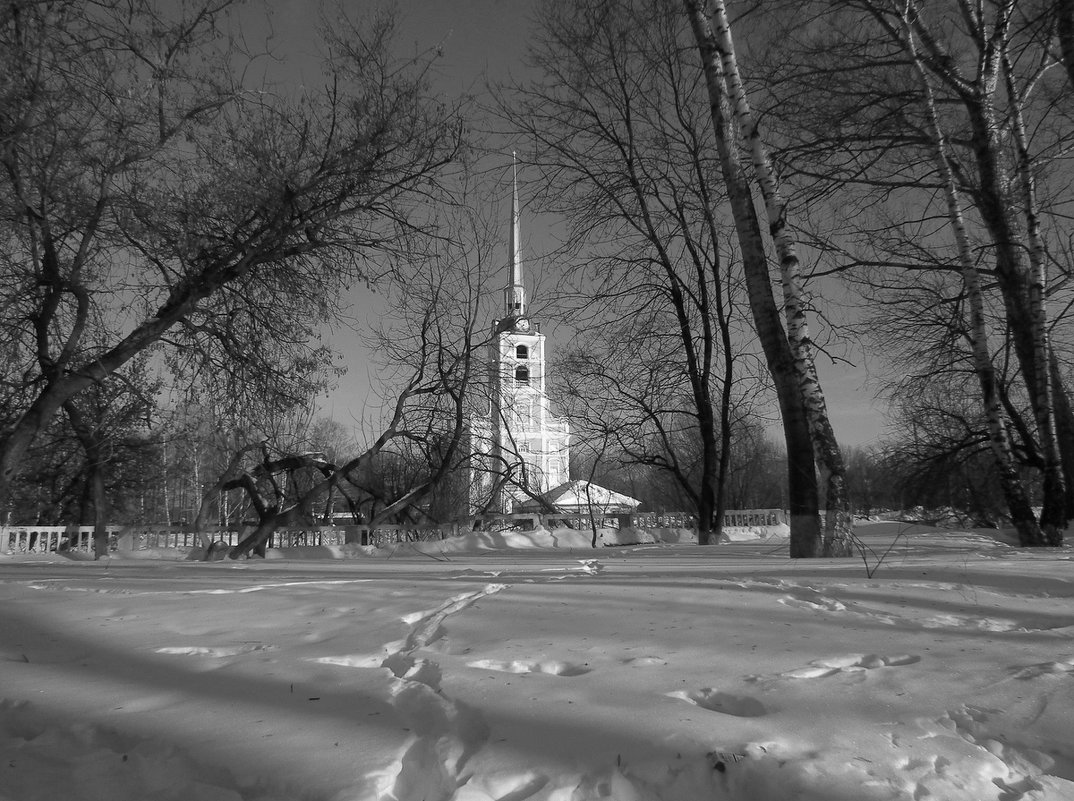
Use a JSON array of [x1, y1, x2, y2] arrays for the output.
[[682, 0, 823, 558], [1003, 48, 1066, 543], [702, 0, 852, 556], [895, 0, 1042, 545]]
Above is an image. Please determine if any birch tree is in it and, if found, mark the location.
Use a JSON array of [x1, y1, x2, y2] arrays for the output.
[[891, 0, 1042, 544], [1000, 32, 1067, 542], [680, 0, 829, 556], [754, 0, 1074, 543], [684, 0, 853, 556]]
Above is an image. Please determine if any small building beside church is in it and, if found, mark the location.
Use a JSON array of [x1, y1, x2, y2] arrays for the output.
[[517, 480, 640, 516]]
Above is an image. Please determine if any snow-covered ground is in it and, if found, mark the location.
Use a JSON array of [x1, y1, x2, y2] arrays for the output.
[[1, 521, 1072, 801]]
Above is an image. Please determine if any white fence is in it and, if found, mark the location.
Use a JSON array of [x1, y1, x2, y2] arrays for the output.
[[469, 510, 785, 530], [1, 524, 446, 553], [3, 525, 218, 554], [720, 509, 787, 527], [3, 526, 112, 553], [3, 510, 786, 554]]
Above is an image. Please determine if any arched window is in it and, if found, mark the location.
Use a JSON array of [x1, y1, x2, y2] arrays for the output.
[[516, 344, 529, 359], [515, 366, 530, 385]]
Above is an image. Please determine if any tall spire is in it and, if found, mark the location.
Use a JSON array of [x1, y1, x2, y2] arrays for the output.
[[505, 152, 526, 319]]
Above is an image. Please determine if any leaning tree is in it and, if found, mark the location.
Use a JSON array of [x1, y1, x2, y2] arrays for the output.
[[0, 1, 464, 509]]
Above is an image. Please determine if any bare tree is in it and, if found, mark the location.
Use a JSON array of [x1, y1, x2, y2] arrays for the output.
[[890, 2, 1041, 543], [680, 0, 827, 556], [0, 1, 464, 505], [685, 0, 855, 556], [502, 0, 770, 544], [752, 0, 1074, 543], [208, 183, 505, 556]]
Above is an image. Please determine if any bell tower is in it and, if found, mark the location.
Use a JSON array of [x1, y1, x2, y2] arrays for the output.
[[484, 155, 570, 512]]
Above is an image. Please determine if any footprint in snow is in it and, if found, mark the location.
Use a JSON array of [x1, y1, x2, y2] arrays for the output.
[[668, 688, 768, 717], [309, 653, 385, 669], [621, 656, 667, 667], [1009, 656, 1074, 679], [777, 594, 848, 613], [154, 644, 272, 658], [467, 658, 592, 677], [462, 770, 549, 800], [745, 653, 920, 681], [779, 653, 920, 679]]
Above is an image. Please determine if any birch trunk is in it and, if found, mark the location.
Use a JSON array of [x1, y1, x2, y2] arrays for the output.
[[1002, 51, 1066, 545], [908, 0, 1072, 542], [897, 3, 1043, 546], [693, 0, 852, 556], [683, 0, 822, 558]]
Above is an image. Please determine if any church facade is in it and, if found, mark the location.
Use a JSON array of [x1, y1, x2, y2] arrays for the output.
[[467, 161, 571, 515]]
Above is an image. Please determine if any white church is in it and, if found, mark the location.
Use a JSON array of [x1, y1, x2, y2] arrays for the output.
[[466, 160, 572, 515], [465, 159, 641, 519]]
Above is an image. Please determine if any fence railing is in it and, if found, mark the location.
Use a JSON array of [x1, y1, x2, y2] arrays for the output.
[[2, 526, 113, 553], [1, 524, 448, 553], [3, 509, 787, 554], [2, 525, 216, 554], [468, 510, 784, 530], [720, 509, 787, 527]]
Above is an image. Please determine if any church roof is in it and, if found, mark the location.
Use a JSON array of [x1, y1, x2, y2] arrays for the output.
[[520, 480, 641, 513]]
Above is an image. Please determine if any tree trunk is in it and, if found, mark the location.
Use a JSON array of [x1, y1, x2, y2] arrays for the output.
[[1057, 0, 1074, 91], [695, 392, 720, 544], [897, 6, 1044, 546], [64, 400, 110, 559], [1003, 52, 1067, 545], [1050, 354, 1074, 525], [712, 293, 734, 545], [230, 507, 289, 559], [192, 440, 263, 557], [914, 0, 1068, 542], [684, 0, 822, 558], [703, 0, 852, 557], [928, 11, 1069, 544], [1, 389, 71, 504]]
